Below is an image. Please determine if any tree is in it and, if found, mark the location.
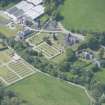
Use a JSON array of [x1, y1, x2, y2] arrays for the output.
[[0, 0, 21, 7], [86, 34, 100, 50], [59, 61, 71, 72], [52, 33, 58, 40], [43, 37, 52, 45], [98, 48, 104, 59], [0, 84, 29, 105], [98, 33, 105, 46], [43, 0, 55, 16], [43, 0, 65, 19], [66, 48, 77, 62], [92, 83, 105, 100]]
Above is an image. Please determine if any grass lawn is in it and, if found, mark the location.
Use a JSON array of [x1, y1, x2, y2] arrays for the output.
[[51, 51, 66, 63], [0, 14, 10, 26], [0, 44, 6, 49], [93, 68, 105, 83], [29, 32, 49, 45], [8, 73, 90, 105], [61, 0, 105, 32], [0, 15, 7, 21], [40, 14, 49, 24], [0, 13, 21, 37], [0, 25, 21, 37], [0, 49, 11, 63], [0, 66, 9, 77]]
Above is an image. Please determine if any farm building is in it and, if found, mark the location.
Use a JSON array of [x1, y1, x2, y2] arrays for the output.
[[5, 0, 44, 21], [17, 27, 33, 39]]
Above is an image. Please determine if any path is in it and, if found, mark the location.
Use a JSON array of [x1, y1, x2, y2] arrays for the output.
[[29, 28, 85, 40]]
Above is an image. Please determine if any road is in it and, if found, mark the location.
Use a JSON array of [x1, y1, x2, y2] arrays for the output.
[[27, 22, 85, 41]]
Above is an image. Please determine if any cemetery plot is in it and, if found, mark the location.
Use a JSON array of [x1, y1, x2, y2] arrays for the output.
[[37, 42, 61, 59], [0, 49, 36, 86], [29, 32, 49, 45]]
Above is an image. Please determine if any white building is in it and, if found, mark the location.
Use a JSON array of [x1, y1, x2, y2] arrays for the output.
[[25, 5, 44, 20], [5, 0, 44, 21]]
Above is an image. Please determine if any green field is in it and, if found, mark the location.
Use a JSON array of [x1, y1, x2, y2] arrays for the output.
[[61, 0, 105, 32], [8, 73, 90, 105]]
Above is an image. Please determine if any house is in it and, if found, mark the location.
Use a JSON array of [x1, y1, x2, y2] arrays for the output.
[[76, 49, 94, 60], [83, 51, 94, 60], [65, 33, 79, 45]]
